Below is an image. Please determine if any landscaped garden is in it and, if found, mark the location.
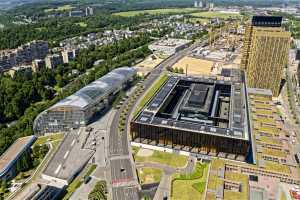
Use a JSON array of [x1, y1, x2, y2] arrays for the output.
[[88, 180, 107, 200], [133, 73, 168, 118], [171, 163, 209, 200]]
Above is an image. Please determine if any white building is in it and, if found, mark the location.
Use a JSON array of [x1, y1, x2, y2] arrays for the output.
[[85, 7, 94, 16], [149, 38, 192, 56], [62, 48, 80, 64]]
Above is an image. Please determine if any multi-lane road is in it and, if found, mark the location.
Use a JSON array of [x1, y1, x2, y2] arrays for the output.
[[107, 39, 206, 200]]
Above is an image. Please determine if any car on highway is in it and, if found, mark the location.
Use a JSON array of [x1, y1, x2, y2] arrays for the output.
[[163, 191, 168, 200]]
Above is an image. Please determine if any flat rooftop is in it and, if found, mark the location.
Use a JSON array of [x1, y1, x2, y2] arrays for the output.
[[252, 16, 282, 27], [0, 136, 37, 175], [134, 74, 249, 140], [43, 129, 94, 182], [150, 38, 191, 48]]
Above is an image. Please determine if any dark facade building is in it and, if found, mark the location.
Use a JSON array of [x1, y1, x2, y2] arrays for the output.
[[131, 73, 251, 161]]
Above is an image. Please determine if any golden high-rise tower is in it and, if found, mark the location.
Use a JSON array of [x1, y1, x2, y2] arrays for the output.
[[241, 16, 291, 96]]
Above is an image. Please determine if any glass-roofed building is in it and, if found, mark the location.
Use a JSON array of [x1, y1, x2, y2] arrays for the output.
[[33, 67, 136, 135]]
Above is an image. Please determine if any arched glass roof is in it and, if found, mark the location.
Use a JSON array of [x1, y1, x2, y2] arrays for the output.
[[50, 67, 136, 109]]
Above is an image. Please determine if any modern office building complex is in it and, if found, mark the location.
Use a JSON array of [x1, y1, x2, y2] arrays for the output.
[[241, 16, 291, 96], [131, 72, 251, 161], [33, 67, 136, 135]]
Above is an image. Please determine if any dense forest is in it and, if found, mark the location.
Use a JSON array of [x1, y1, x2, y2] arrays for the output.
[[0, 34, 152, 155], [0, 13, 158, 49]]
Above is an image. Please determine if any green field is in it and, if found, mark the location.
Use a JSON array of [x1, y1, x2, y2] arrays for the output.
[[190, 11, 241, 19], [45, 5, 75, 13], [34, 133, 64, 146], [134, 150, 187, 168], [113, 8, 199, 17]]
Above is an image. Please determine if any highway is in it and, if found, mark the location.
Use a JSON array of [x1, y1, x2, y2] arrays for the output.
[[108, 39, 206, 200]]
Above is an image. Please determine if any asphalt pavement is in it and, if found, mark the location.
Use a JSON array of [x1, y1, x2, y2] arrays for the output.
[[108, 40, 206, 200]]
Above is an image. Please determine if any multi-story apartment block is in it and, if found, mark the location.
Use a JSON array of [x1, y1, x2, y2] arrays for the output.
[[6, 65, 32, 77], [241, 16, 291, 96], [69, 10, 84, 17], [32, 59, 46, 72], [0, 40, 48, 72], [85, 7, 94, 16], [45, 54, 63, 69], [62, 48, 80, 64]]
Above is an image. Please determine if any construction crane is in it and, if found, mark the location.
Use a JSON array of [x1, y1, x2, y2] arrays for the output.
[[208, 22, 239, 50]]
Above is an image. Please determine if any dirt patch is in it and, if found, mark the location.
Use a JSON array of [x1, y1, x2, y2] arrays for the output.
[[172, 56, 214, 76], [137, 148, 154, 157]]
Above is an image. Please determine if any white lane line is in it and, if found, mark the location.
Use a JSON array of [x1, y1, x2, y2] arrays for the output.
[[55, 164, 62, 174], [71, 139, 75, 146], [64, 151, 69, 159]]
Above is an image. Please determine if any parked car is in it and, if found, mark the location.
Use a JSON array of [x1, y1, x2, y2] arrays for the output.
[[84, 176, 91, 184]]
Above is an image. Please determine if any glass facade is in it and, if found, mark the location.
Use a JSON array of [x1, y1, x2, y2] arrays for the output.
[[131, 122, 250, 158]]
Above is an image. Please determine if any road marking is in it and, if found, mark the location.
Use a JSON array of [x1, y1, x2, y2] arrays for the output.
[[64, 151, 69, 159], [71, 139, 75, 146], [55, 164, 62, 174]]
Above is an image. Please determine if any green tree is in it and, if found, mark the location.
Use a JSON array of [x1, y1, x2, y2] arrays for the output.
[[88, 181, 107, 200], [55, 74, 64, 88]]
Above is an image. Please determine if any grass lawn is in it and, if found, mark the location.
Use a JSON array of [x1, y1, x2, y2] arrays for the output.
[[113, 8, 198, 17], [138, 167, 163, 184], [75, 22, 88, 27], [190, 11, 241, 19], [133, 73, 168, 117], [34, 133, 64, 146], [134, 150, 187, 168], [45, 5, 75, 13], [171, 163, 209, 200], [132, 146, 140, 156]]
